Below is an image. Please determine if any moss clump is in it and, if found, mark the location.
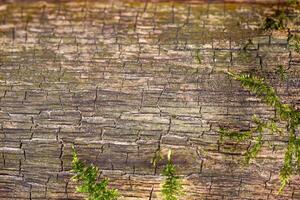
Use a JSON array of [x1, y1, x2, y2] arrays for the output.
[[263, 10, 288, 31], [288, 34, 300, 54], [161, 150, 184, 200], [220, 72, 300, 193], [71, 146, 120, 200]]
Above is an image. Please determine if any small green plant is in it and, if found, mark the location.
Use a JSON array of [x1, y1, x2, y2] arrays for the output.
[[262, 0, 299, 31], [71, 146, 120, 200], [276, 65, 288, 81], [288, 33, 300, 54], [220, 115, 282, 164], [263, 10, 288, 30], [220, 72, 300, 193], [161, 150, 184, 200]]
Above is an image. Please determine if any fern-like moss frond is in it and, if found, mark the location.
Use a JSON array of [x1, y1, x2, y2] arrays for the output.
[[223, 72, 300, 193], [71, 146, 120, 200], [161, 150, 184, 200]]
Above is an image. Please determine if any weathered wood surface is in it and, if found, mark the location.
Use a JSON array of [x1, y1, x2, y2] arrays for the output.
[[0, 0, 300, 199]]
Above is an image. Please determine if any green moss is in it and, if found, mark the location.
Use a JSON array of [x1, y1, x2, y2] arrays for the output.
[[71, 146, 120, 200], [288, 34, 300, 54], [276, 65, 288, 81], [161, 150, 184, 200], [220, 71, 300, 193], [263, 10, 288, 30]]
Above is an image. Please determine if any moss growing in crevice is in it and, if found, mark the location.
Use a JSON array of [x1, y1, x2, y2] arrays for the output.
[[220, 72, 300, 193], [161, 150, 184, 200], [71, 146, 120, 200]]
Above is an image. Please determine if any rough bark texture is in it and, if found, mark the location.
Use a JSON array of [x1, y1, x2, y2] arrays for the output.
[[0, 0, 300, 199]]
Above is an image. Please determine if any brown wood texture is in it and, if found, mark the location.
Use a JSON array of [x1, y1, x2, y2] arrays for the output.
[[0, 0, 299, 199]]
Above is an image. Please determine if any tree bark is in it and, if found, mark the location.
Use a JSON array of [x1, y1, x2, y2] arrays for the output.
[[0, 0, 299, 199]]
